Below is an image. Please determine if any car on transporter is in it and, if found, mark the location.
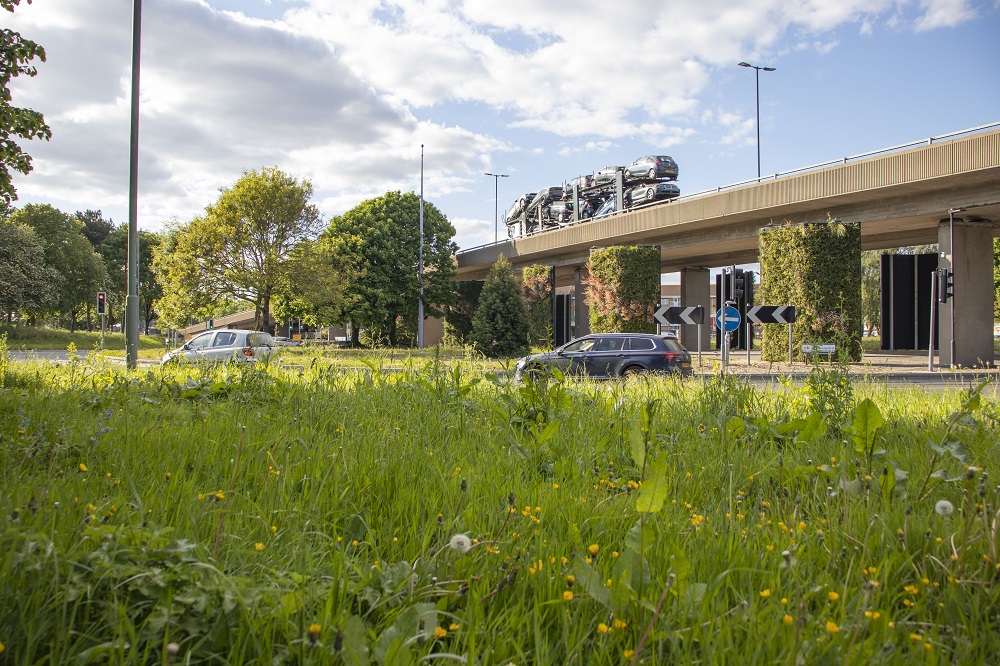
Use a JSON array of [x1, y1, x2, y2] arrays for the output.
[[514, 333, 692, 380]]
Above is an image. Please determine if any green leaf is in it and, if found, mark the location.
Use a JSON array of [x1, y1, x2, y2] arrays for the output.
[[341, 615, 371, 665], [573, 555, 611, 607], [635, 455, 668, 514], [629, 427, 646, 470], [726, 416, 745, 437], [850, 398, 883, 454]]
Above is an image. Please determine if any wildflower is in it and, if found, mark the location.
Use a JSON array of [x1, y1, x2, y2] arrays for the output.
[[825, 621, 840, 634], [165, 472, 171, 480], [434, 626, 447, 639], [78, 463, 87, 473], [935, 500, 954, 516], [566, 574, 575, 585], [254, 543, 264, 552], [783, 614, 794, 626], [828, 591, 840, 602], [552, 483, 560, 490], [904, 585, 919, 595], [563, 590, 574, 601], [588, 544, 600, 556], [449, 623, 460, 631], [449, 533, 472, 554], [351, 540, 359, 547], [613, 619, 627, 630], [760, 589, 771, 599], [308, 623, 321, 644], [612, 551, 619, 559], [598, 623, 610, 634], [214, 491, 224, 501], [624, 650, 635, 660], [271, 525, 277, 533], [909, 633, 922, 642]]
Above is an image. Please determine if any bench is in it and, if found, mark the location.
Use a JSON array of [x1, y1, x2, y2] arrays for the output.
[[801, 343, 837, 357]]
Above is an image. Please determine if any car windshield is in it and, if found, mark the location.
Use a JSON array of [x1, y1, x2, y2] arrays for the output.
[[562, 339, 596, 352], [212, 332, 238, 347]]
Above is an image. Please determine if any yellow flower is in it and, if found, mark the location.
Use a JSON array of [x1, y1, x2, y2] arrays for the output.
[[214, 491, 224, 501], [760, 589, 772, 599], [552, 483, 560, 489], [904, 584, 919, 595], [909, 633, 923, 642], [434, 626, 447, 639], [254, 543, 264, 552], [780, 597, 788, 605], [598, 623, 610, 634], [624, 650, 635, 660], [783, 614, 794, 626], [271, 525, 277, 533], [308, 623, 321, 642], [612, 551, 619, 559], [78, 463, 87, 473], [828, 591, 840, 602], [825, 621, 839, 634], [449, 623, 460, 632], [588, 544, 600, 556], [613, 619, 627, 630], [563, 590, 574, 601], [0, 641, 4, 654]]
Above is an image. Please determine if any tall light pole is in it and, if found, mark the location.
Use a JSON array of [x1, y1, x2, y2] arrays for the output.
[[738, 61, 776, 180], [125, 0, 142, 369], [484, 172, 509, 243], [417, 144, 425, 349]]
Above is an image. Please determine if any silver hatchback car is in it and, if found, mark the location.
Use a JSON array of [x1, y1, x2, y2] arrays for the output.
[[161, 329, 275, 365]]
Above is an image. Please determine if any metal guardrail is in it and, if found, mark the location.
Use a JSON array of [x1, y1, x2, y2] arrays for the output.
[[458, 121, 1000, 255]]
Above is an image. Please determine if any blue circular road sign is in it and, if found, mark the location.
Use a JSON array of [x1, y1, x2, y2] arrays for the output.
[[715, 306, 740, 332]]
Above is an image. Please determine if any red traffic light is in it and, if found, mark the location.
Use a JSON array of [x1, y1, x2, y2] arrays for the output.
[[97, 291, 106, 315]]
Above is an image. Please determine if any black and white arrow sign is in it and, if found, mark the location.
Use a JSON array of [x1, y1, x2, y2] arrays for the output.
[[654, 305, 705, 326], [746, 305, 797, 325]]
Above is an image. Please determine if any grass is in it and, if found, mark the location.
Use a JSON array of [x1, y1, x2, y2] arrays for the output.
[[1, 347, 999, 664], [0, 325, 164, 352]]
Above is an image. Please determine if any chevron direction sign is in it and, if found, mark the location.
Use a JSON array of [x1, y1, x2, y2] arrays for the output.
[[654, 305, 705, 326], [746, 305, 797, 325]]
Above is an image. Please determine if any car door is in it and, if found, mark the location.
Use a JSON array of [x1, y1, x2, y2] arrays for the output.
[[584, 337, 625, 377], [205, 331, 239, 362], [556, 338, 597, 375], [181, 331, 215, 361]]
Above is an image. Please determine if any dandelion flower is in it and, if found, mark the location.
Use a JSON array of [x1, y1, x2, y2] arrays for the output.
[[563, 590, 574, 601], [449, 623, 460, 631], [0, 641, 4, 654], [783, 614, 794, 626], [624, 650, 635, 660], [254, 543, 264, 552], [760, 589, 772, 599], [449, 533, 472, 553], [308, 623, 321, 643], [613, 619, 627, 630], [78, 463, 87, 473], [828, 591, 840, 602], [588, 544, 600, 556], [935, 500, 954, 516], [434, 626, 447, 639], [597, 623, 610, 634], [825, 621, 840, 634]]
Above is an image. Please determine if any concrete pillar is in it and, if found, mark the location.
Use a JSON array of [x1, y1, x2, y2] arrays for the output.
[[574, 266, 590, 338], [938, 217, 994, 368], [680, 267, 711, 350]]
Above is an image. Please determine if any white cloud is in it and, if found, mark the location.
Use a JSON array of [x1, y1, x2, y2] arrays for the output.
[[913, 0, 976, 30]]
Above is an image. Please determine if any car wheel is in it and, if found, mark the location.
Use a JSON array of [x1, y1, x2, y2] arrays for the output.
[[647, 168, 656, 180], [645, 188, 656, 201], [624, 169, 633, 179], [622, 366, 645, 377]]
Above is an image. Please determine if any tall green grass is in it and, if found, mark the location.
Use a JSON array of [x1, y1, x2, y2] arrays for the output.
[[1, 352, 998, 664]]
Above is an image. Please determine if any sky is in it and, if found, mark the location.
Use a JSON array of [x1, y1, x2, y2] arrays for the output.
[[6, 0, 1000, 255]]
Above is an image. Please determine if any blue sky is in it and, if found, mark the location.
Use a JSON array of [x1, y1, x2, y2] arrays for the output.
[[7, 0, 1000, 255]]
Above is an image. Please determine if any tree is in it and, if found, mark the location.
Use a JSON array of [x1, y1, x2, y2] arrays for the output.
[[280, 235, 352, 327], [1, 0, 51, 206], [77, 209, 114, 247], [469, 255, 530, 359], [9, 204, 105, 330], [155, 168, 321, 331], [99, 225, 163, 333], [325, 191, 457, 345], [0, 217, 57, 320]]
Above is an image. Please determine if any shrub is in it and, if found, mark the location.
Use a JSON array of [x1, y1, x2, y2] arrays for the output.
[[469, 255, 530, 358]]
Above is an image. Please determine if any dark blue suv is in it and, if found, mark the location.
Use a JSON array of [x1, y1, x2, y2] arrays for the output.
[[514, 333, 692, 380]]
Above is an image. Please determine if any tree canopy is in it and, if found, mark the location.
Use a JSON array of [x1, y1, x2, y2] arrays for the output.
[[469, 255, 530, 359], [9, 204, 106, 329], [1, 0, 51, 207], [0, 216, 57, 319], [154, 168, 321, 331], [325, 191, 457, 345]]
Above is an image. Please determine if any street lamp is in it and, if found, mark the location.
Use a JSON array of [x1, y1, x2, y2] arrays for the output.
[[738, 61, 776, 180], [484, 172, 509, 243]]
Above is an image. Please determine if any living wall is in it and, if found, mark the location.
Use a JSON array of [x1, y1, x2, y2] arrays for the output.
[[759, 218, 863, 361], [521, 265, 552, 348], [585, 246, 659, 334]]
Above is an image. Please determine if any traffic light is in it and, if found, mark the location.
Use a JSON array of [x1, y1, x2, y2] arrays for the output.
[[732, 269, 745, 300], [96, 291, 106, 315], [744, 270, 755, 306], [937, 268, 954, 303]]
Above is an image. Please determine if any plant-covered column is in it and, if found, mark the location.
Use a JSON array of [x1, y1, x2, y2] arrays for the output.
[[759, 218, 863, 361], [584, 246, 659, 334], [521, 264, 553, 348]]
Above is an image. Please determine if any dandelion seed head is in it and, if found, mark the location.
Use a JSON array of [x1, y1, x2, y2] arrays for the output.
[[449, 533, 472, 553], [935, 499, 954, 516]]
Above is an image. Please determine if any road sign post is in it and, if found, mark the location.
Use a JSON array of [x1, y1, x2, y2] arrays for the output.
[[715, 305, 740, 369], [744, 305, 797, 365]]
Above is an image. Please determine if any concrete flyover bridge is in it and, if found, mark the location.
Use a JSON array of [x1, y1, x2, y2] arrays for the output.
[[456, 123, 1000, 366]]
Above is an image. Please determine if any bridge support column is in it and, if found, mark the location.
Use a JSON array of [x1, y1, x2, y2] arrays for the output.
[[574, 266, 590, 339], [680, 268, 711, 350], [938, 217, 994, 368]]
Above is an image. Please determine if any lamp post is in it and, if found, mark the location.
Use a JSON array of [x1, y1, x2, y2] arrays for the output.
[[738, 61, 776, 180], [417, 144, 425, 349], [484, 172, 509, 243]]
